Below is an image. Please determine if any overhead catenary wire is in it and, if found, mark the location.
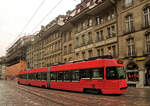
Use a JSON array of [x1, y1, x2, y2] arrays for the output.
[[10, 0, 47, 48], [31, 0, 64, 34], [20, 0, 47, 34]]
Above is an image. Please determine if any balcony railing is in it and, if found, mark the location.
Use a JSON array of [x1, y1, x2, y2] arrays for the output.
[[123, 26, 135, 35], [141, 23, 150, 29], [124, 52, 137, 58]]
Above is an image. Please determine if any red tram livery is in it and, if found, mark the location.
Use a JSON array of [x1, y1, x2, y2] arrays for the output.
[[17, 58, 127, 94]]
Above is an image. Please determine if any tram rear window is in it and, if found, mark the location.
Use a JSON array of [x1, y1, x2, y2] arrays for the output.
[[106, 67, 126, 80]]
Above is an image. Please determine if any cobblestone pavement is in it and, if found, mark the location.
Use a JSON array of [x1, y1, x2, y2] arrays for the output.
[[0, 80, 150, 106]]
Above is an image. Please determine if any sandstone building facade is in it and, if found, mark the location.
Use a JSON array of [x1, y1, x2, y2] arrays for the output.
[[23, 0, 150, 88], [117, 0, 150, 87]]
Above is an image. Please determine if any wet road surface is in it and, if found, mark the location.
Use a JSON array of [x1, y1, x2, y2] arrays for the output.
[[0, 80, 150, 106]]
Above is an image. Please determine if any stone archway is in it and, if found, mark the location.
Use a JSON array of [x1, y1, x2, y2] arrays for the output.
[[145, 60, 150, 85], [126, 61, 139, 82]]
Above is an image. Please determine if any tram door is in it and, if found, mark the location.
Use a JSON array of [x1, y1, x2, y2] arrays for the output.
[[47, 67, 50, 88]]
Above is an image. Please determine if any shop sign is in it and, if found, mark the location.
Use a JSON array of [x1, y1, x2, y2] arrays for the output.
[[136, 57, 146, 61]]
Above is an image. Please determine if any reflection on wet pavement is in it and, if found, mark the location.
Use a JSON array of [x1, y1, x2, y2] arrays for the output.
[[0, 80, 150, 106]]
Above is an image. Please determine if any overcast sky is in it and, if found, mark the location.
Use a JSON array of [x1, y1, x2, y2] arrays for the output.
[[0, 0, 80, 57]]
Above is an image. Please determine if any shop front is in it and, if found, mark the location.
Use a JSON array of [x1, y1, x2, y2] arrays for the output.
[[126, 61, 139, 87]]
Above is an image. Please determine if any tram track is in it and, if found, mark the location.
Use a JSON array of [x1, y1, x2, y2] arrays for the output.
[[17, 84, 150, 106], [17, 85, 92, 106], [17, 84, 128, 105], [17, 86, 66, 106]]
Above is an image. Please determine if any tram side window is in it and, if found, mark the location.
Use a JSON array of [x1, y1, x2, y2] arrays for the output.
[[21, 74, 27, 79], [25, 74, 27, 79], [57, 71, 64, 81], [106, 67, 118, 80], [19, 75, 21, 79], [28, 73, 32, 80], [32, 73, 36, 80], [92, 68, 104, 79], [64, 71, 71, 81], [19, 75, 22, 79], [50, 72, 57, 81], [72, 70, 80, 81], [80, 69, 91, 79], [36, 72, 41, 80], [41, 72, 47, 80]]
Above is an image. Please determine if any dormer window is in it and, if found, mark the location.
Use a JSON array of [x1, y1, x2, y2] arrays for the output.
[[124, 0, 133, 8], [88, 18, 92, 27]]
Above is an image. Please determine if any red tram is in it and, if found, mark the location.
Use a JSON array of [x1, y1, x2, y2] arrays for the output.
[[17, 58, 127, 94]]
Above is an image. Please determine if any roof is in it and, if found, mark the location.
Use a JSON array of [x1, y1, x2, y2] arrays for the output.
[[51, 59, 123, 71]]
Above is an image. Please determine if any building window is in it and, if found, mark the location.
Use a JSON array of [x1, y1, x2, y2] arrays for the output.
[[96, 31, 100, 41], [88, 32, 92, 43], [100, 18, 104, 24], [112, 11, 115, 19], [108, 46, 111, 55], [144, 6, 150, 27], [100, 30, 104, 40], [81, 21, 86, 30], [107, 27, 111, 39], [76, 53, 79, 60], [64, 58, 67, 63], [96, 17, 100, 25], [69, 44, 72, 53], [107, 15, 111, 21], [82, 51, 86, 59], [88, 50, 93, 58], [112, 45, 116, 57], [68, 32, 72, 40], [111, 25, 116, 37], [127, 38, 135, 56], [64, 33, 67, 42], [96, 30, 104, 41], [124, 0, 133, 8], [64, 46, 67, 55], [97, 49, 100, 57], [88, 18, 92, 27], [101, 48, 104, 56], [125, 15, 134, 33], [81, 34, 86, 45], [146, 33, 150, 53], [58, 41, 60, 49], [76, 37, 79, 48]]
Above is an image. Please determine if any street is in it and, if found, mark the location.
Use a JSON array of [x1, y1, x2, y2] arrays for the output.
[[0, 80, 150, 106]]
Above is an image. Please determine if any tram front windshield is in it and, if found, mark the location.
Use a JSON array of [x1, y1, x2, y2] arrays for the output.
[[106, 67, 126, 80]]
